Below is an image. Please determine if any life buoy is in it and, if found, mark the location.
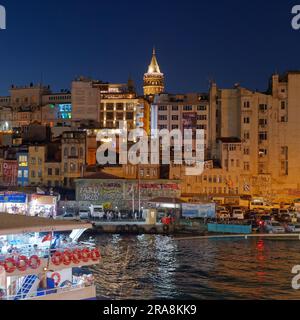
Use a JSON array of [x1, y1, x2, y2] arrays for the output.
[[29, 255, 41, 270], [81, 248, 91, 262], [63, 250, 73, 266], [16, 256, 28, 272], [4, 258, 17, 273], [51, 272, 61, 286], [90, 248, 101, 261], [72, 249, 82, 264], [51, 252, 63, 266]]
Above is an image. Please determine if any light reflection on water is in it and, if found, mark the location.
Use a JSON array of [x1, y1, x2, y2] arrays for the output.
[[87, 234, 300, 300]]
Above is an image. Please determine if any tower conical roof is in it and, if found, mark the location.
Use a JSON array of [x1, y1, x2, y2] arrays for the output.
[[147, 48, 162, 74]]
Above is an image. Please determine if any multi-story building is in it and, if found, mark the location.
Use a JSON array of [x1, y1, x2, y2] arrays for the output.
[[151, 93, 209, 156], [61, 131, 86, 188], [28, 145, 47, 186]]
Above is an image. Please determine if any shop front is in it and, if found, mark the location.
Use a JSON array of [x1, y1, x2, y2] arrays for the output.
[[0, 193, 28, 214], [29, 194, 57, 218]]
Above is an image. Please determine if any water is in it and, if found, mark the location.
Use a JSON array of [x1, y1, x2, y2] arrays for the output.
[[89, 234, 300, 300]]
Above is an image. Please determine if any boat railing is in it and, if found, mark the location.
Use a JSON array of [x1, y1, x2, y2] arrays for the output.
[[2, 282, 95, 301]]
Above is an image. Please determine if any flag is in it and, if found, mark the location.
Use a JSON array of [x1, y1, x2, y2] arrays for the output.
[[42, 233, 52, 243]]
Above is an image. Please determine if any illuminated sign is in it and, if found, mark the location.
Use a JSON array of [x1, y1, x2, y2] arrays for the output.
[[58, 104, 72, 119]]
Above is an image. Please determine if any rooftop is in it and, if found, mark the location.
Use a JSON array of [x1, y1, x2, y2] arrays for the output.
[[0, 213, 92, 236]]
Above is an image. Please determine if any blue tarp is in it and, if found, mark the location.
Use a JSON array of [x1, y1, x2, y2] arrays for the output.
[[208, 223, 252, 234]]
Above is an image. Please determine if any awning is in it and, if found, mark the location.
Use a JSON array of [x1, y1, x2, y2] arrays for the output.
[[0, 213, 92, 236]]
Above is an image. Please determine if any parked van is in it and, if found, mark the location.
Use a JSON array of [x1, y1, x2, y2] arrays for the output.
[[90, 205, 105, 219]]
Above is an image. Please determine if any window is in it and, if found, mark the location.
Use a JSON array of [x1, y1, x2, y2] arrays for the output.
[[158, 106, 167, 111], [116, 103, 124, 111], [31, 157, 36, 165], [244, 162, 250, 171], [259, 119, 267, 126], [31, 171, 35, 178], [197, 115, 207, 121], [172, 125, 179, 130], [70, 163, 76, 172], [106, 103, 114, 111], [64, 148, 68, 158], [236, 160, 240, 168], [231, 159, 234, 167], [259, 104, 267, 111], [159, 115, 168, 121], [70, 147, 77, 157], [64, 163, 68, 173], [259, 132, 268, 141], [281, 116, 288, 123], [106, 112, 114, 120], [38, 170, 42, 178], [18, 170, 22, 178], [172, 115, 179, 121], [244, 101, 250, 108], [281, 101, 286, 110], [80, 148, 84, 158], [172, 106, 179, 111], [183, 106, 193, 111], [126, 112, 134, 120], [244, 148, 250, 155], [243, 117, 250, 124], [259, 149, 268, 157], [48, 168, 53, 176], [244, 132, 250, 140], [38, 158, 42, 165], [197, 105, 207, 111], [55, 168, 60, 176]]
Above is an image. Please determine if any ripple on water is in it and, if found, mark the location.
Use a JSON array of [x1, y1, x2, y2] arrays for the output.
[[85, 234, 300, 300]]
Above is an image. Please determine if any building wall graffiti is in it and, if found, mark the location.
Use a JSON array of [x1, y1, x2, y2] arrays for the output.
[[75, 179, 181, 210]]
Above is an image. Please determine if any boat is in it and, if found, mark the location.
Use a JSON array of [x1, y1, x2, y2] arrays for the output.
[[0, 213, 101, 300]]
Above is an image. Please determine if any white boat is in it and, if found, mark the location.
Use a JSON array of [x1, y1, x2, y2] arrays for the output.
[[0, 213, 100, 300]]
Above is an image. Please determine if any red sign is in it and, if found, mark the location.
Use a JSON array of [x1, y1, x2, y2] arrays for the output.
[[3, 161, 18, 187]]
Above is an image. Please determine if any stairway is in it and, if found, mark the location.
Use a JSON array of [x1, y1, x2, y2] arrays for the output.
[[14, 275, 39, 300]]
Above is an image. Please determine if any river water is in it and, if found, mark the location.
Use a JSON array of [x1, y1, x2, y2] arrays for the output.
[[88, 234, 300, 300]]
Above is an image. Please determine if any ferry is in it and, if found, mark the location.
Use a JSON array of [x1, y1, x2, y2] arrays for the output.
[[0, 213, 101, 300]]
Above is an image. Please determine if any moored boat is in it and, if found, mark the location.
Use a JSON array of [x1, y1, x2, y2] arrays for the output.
[[0, 213, 101, 300]]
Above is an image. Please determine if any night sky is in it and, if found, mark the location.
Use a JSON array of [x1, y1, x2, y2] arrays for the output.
[[0, 0, 299, 95]]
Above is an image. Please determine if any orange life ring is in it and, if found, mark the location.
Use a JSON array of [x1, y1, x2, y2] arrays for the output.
[[81, 248, 91, 262], [90, 248, 101, 261], [72, 249, 82, 264], [16, 255, 28, 272], [4, 258, 17, 273], [51, 272, 61, 286], [51, 252, 63, 266], [29, 255, 41, 270], [63, 250, 73, 266]]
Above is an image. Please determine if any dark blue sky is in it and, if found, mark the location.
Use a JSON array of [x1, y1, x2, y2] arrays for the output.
[[0, 0, 299, 95]]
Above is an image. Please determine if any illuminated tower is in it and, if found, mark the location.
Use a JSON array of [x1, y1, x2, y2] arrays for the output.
[[143, 48, 165, 96]]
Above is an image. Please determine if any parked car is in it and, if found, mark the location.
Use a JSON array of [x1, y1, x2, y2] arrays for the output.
[[250, 220, 260, 232], [218, 211, 230, 220], [56, 212, 78, 221], [257, 215, 272, 227], [278, 213, 291, 223], [79, 208, 90, 220], [264, 221, 285, 234], [285, 223, 300, 233], [232, 209, 244, 220]]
